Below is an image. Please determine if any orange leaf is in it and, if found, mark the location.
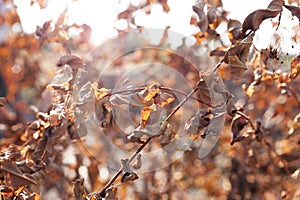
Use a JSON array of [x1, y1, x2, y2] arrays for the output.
[[290, 54, 300, 79]]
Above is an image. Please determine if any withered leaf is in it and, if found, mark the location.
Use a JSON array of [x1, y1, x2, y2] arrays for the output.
[[284, 5, 300, 20], [0, 97, 8, 107], [228, 19, 242, 41], [290, 54, 300, 79], [31, 137, 48, 161], [121, 159, 139, 183], [184, 109, 211, 139], [197, 71, 214, 105], [242, 9, 280, 37], [1, 160, 37, 186], [57, 55, 83, 69], [207, 6, 218, 24], [224, 35, 253, 78], [192, 2, 208, 33], [121, 172, 139, 183], [226, 96, 237, 117], [231, 115, 249, 145], [267, 0, 284, 11]]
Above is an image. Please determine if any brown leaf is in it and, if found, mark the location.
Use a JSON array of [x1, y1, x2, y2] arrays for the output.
[[192, 3, 208, 33], [284, 5, 300, 20], [230, 115, 249, 145], [1, 160, 37, 187], [224, 35, 253, 78], [228, 19, 242, 41], [290, 54, 300, 79], [242, 9, 280, 36], [0, 97, 8, 107], [267, 0, 284, 11], [57, 55, 83, 69], [121, 158, 139, 183], [184, 109, 211, 139]]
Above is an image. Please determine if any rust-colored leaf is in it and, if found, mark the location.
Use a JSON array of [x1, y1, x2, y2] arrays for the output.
[[290, 54, 300, 79]]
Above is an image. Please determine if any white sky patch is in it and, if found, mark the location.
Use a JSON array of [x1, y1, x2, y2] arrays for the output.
[[13, 0, 299, 53]]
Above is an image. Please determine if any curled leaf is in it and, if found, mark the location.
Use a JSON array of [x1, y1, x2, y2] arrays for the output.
[[290, 54, 300, 79], [184, 109, 211, 139], [121, 159, 139, 183], [57, 55, 83, 69], [242, 4, 281, 37], [231, 115, 249, 145]]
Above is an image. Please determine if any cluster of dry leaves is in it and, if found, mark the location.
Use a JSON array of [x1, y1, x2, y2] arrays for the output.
[[0, 0, 300, 199]]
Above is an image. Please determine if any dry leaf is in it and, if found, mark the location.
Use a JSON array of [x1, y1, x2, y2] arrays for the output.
[[284, 5, 300, 20], [228, 19, 242, 41], [1, 160, 37, 187], [184, 109, 211, 139], [192, 2, 208, 33], [290, 54, 300, 79], [231, 115, 249, 145], [57, 55, 83, 69], [242, 9, 280, 36]]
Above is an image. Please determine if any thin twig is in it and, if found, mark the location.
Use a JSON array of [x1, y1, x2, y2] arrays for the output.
[[97, 85, 199, 197]]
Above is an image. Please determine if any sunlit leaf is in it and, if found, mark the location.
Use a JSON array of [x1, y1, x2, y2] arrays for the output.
[[290, 54, 300, 79]]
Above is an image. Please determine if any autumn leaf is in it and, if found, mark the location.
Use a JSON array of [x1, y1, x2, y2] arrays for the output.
[[140, 104, 156, 126], [192, 2, 208, 33], [224, 34, 253, 78], [290, 54, 300, 79], [121, 159, 139, 183], [228, 19, 242, 41], [242, 0, 283, 37], [284, 5, 300, 20], [230, 115, 249, 145], [1, 160, 37, 187], [184, 109, 211, 139], [57, 55, 83, 69]]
